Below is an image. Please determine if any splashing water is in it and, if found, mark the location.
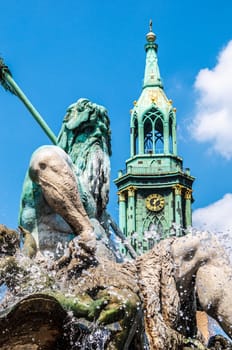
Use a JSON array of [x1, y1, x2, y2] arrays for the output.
[[60, 314, 111, 350]]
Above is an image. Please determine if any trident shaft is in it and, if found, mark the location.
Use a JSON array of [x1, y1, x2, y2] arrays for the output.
[[0, 58, 57, 144]]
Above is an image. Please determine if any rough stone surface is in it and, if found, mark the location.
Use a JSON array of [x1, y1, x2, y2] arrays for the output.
[[0, 226, 232, 349], [0, 294, 66, 350]]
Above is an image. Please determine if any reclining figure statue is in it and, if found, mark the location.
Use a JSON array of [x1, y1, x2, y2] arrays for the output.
[[4, 98, 229, 349]]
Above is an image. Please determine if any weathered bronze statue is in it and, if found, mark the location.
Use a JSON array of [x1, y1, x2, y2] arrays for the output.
[[0, 99, 231, 349], [19, 99, 111, 255]]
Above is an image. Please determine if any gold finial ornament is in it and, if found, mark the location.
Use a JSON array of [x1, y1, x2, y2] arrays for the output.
[[151, 96, 156, 103], [146, 19, 156, 43]]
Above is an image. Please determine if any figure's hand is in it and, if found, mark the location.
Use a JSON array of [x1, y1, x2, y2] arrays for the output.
[[92, 287, 141, 350], [95, 287, 140, 325], [50, 291, 109, 321], [86, 296, 110, 320]]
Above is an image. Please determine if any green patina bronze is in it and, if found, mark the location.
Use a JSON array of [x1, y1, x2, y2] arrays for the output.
[[114, 22, 195, 255], [18, 98, 111, 251], [18, 96, 136, 258], [0, 57, 57, 144]]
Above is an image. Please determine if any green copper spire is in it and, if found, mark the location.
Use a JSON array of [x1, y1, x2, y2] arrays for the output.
[[129, 21, 177, 156], [115, 23, 195, 257], [143, 20, 163, 89]]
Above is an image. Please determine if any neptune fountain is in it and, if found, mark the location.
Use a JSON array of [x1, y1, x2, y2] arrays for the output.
[[0, 58, 232, 349]]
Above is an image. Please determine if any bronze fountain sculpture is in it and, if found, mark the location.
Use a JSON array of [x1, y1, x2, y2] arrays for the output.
[[0, 59, 231, 350]]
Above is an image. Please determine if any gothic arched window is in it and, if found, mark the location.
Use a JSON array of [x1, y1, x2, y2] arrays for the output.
[[143, 108, 164, 154], [154, 117, 164, 153], [132, 116, 138, 155], [144, 117, 153, 153], [143, 213, 166, 246], [130, 113, 139, 156], [169, 115, 173, 153]]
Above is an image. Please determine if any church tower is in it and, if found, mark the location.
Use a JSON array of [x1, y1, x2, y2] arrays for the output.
[[114, 23, 195, 255]]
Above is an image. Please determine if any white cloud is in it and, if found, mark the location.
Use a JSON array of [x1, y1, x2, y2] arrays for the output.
[[193, 193, 232, 261], [190, 41, 232, 159], [193, 193, 232, 232]]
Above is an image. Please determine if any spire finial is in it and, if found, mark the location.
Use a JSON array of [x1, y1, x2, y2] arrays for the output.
[[146, 20, 156, 43]]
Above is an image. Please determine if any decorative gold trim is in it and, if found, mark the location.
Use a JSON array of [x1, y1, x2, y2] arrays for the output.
[[117, 191, 126, 202], [184, 189, 193, 200], [145, 193, 165, 212], [173, 184, 183, 195], [128, 186, 137, 197]]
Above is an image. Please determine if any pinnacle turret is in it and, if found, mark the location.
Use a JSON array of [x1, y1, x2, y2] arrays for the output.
[[143, 20, 162, 89], [130, 22, 176, 157]]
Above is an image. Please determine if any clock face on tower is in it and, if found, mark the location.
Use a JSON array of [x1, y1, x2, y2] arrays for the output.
[[145, 194, 165, 212]]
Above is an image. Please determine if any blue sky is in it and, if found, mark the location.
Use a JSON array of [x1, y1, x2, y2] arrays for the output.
[[0, 0, 232, 235]]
